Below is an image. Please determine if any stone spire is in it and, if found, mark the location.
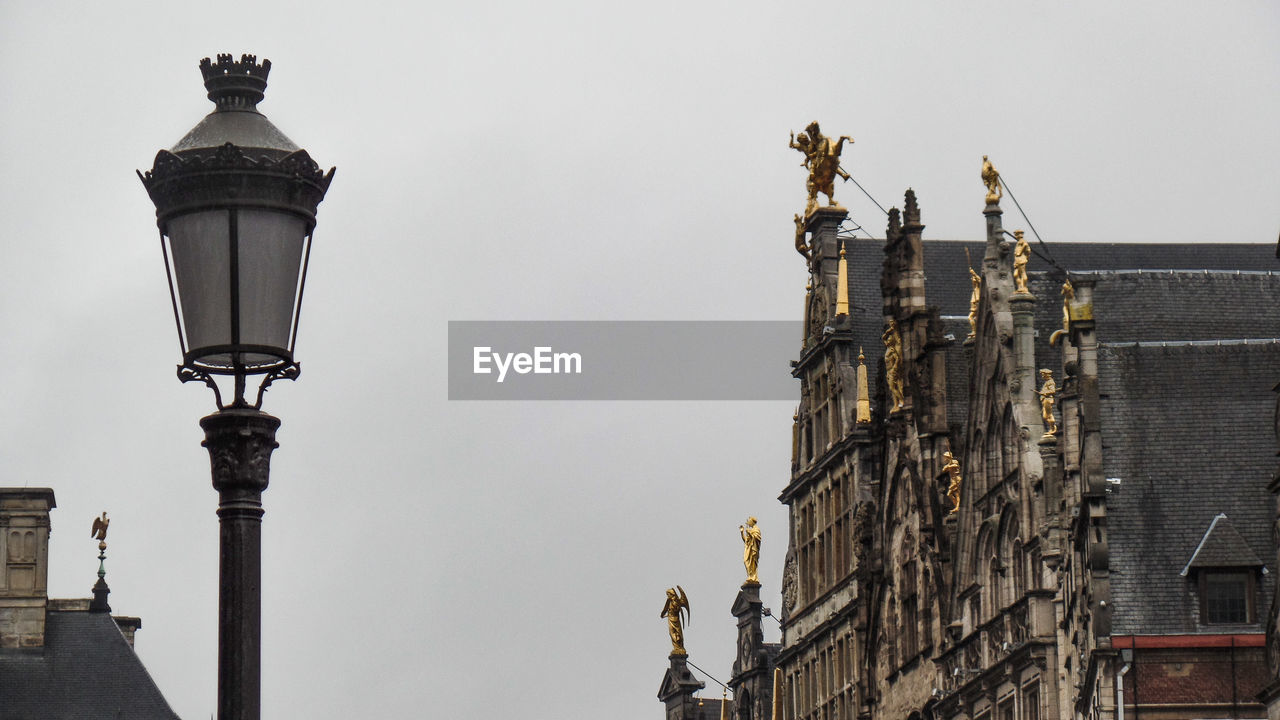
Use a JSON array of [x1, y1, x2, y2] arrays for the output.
[[856, 348, 871, 424], [836, 242, 850, 317]]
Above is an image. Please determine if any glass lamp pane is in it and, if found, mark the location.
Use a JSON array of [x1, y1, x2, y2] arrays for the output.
[[236, 209, 306, 365], [168, 211, 231, 365]]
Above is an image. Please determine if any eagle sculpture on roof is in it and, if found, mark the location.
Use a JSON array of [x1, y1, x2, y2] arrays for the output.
[[90, 512, 109, 543]]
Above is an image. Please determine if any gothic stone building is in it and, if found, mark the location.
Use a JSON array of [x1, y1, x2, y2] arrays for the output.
[[661, 189, 1280, 720]]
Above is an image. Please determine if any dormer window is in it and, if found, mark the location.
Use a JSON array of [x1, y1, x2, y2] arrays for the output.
[[1180, 513, 1264, 626]]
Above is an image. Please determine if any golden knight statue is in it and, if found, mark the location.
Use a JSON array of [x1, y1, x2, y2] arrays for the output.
[[740, 517, 762, 585], [942, 451, 962, 514], [661, 586, 691, 656], [981, 155, 1002, 205], [790, 122, 854, 215], [1012, 230, 1030, 294], [1037, 369, 1058, 437]]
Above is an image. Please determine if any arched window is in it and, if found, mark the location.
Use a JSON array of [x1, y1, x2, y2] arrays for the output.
[[902, 559, 919, 659], [971, 430, 986, 495], [1002, 404, 1018, 475], [981, 529, 1000, 617], [1012, 540, 1026, 600], [995, 508, 1019, 610], [986, 426, 1002, 487]]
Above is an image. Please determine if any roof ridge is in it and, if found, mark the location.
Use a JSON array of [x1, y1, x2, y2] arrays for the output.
[[1045, 269, 1280, 277], [1102, 338, 1280, 348]]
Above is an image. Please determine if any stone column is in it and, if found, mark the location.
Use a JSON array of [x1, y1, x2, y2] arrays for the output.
[[1011, 293, 1045, 533], [729, 582, 773, 720], [201, 408, 280, 720]]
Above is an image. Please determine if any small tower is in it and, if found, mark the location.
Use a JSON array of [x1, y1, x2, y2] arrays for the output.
[[0, 488, 56, 648], [658, 653, 707, 720], [728, 582, 775, 720]]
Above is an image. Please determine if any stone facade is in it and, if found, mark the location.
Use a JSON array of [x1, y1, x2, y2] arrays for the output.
[[664, 189, 1280, 720], [0, 488, 54, 648]]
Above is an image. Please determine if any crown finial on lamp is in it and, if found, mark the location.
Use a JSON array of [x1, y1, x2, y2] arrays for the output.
[[199, 53, 272, 110]]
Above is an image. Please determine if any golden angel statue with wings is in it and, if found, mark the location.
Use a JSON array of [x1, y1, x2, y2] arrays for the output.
[[661, 586, 691, 655]]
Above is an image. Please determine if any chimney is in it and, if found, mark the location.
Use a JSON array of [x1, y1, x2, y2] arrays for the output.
[[0, 488, 56, 648]]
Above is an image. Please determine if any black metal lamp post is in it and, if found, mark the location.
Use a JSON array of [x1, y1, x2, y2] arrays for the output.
[[139, 54, 334, 720]]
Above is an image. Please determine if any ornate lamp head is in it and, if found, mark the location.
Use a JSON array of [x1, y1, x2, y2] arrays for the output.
[[139, 54, 335, 409]]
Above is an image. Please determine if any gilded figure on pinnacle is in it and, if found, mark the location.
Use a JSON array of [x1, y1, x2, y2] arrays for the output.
[[790, 122, 854, 215]]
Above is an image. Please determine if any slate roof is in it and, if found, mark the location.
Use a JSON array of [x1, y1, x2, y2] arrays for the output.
[[843, 236, 1277, 358], [839, 235, 1276, 430], [1100, 340, 1280, 635], [0, 610, 180, 719]]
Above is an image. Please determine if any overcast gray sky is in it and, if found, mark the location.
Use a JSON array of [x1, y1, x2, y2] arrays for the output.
[[1, 2, 1277, 718]]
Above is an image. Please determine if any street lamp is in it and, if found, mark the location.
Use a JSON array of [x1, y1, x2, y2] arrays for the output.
[[138, 54, 334, 720]]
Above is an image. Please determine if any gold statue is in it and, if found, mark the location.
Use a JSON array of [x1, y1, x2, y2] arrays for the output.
[[1012, 230, 1030, 294], [90, 512, 109, 549], [1050, 278, 1075, 346], [942, 451, 962, 514], [740, 517, 762, 585], [790, 122, 854, 214], [793, 214, 809, 258], [967, 266, 981, 340], [1061, 279, 1074, 333], [981, 155, 1002, 204], [1037, 369, 1058, 436], [661, 586, 691, 656], [883, 319, 905, 410]]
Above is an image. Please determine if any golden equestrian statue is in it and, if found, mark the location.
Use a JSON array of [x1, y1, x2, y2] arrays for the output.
[[942, 451, 963, 514], [883, 319, 906, 410], [1012, 230, 1030, 294], [981, 155, 1002, 204], [790, 121, 854, 215], [661, 586, 691, 656], [740, 517, 762, 585], [1037, 369, 1058, 437]]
